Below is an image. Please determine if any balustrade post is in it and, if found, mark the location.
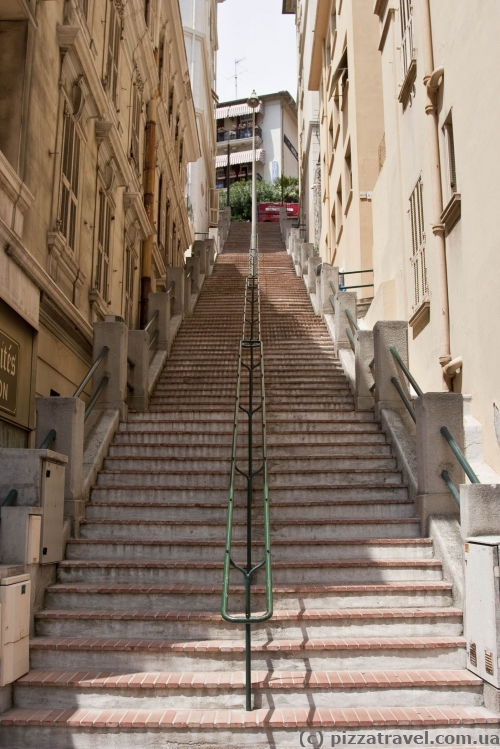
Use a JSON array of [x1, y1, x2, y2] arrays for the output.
[[316, 264, 339, 317], [194, 239, 208, 276], [301, 242, 314, 278], [148, 292, 172, 353], [373, 321, 409, 419], [127, 330, 149, 411], [167, 267, 185, 317], [333, 291, 357, 354], [414, 392, 463, 530], [354, 330, 375, 410], [35, 396, 85, 519], [186, 256, 201, 294], [206, 238, 216, 276], [92, 316, 128, 418]]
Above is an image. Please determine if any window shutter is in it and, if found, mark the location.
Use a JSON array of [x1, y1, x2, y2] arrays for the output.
[[209, 189, 220, 227], [107, 3, 120, 106], [96, 191, 112, 300], [58, 113, 80, 252], [409, 177, 428, 311]]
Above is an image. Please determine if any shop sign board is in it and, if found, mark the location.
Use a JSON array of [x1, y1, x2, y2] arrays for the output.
[[0, 329, 19, 416]]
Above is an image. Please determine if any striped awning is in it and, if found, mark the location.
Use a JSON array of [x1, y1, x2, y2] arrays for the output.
[[215, 149, 266, 168], [216, 101, 265, 119]]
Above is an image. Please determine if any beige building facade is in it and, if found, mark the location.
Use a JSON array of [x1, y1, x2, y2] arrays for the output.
[[0, 0, 201, 448], [367, 0, 500, 473], [308, 0, 383, 296]]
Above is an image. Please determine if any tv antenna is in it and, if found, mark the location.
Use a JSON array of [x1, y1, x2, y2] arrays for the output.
[[234, 57, 245, 98]]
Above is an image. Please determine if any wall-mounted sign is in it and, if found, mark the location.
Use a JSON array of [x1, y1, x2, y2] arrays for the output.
[[284, 134, 299, 161], [271, 160, 279, 183], [0, 329, 19, 416]]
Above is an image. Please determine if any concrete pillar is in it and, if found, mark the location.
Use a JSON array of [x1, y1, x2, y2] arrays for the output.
[[460, 484, 500, 539], [127, 330, 149, 411], [355, 330, 375, 411], [306, 256, 318, 294], [334, 291, 357, 353], [36, 397, 85, 516], [186, 256, 201, 294], [194, 240, 207, 276], [288, 228, 299, 255], [92, 317, 128, 418], [167, 267, 185, 317], [415, 392, 464, 529], [184, 271, 193, 316], [148, 291, 172, 353], [373, 321, 409, 418], [206, 238, 215, 276], [301, 242, 313, 276], [316, 264, 339, 317]]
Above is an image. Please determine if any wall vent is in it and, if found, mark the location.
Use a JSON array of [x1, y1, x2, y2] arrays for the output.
[[469, 642, 477, 667]]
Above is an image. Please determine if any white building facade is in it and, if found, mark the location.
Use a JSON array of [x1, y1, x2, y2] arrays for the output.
[[179, 0, 224, 237], [215, 91, 299, 189]]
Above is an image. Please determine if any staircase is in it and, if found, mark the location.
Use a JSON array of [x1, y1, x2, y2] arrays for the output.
[[1, 222, 498, 747]]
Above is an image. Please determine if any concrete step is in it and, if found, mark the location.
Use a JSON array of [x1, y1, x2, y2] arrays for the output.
[[2, 707, 498, 749], [113, 431, 388, 445], [108, 442, 392, 458], [102, 455, 397, 472], [65, 538, 433, 563], [78, 517, 421, 542], [57, 557, 443, 586], [89, 485, 409, 503], [85, 497, 416, 522], [30, 635, 467, 672], [13, 668, 482, 711], [96, 468, 404, 488], [34, 607, 464, 641], [44, 581, 453, 612]]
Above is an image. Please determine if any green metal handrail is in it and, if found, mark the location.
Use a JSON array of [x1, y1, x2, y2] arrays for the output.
[[1, 489, 17, 508], [166, 280, 175, 296], [389, 346, 423, 397], [390, 376, 416, 422], [441, 470, 460, 506], [84, 376, 109, 422], [144, 309, 159, 333], [186, 266, 194, 279], [345, 308, 359, 332], [39, 429, 56, 450], [149, 329, 159, 349], [329, 280, 337, 295], [341, 268, 374, 275], [440, 426, 480, 484], [74, 346, 109, 398], [127, 357, 135, 369], [221, 238, 272, 713], [346, 326, 356, 352], [341, 283, 375, 290]]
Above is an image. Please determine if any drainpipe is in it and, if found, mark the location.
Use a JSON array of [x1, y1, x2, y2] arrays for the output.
[[421, 0, 451, 388], [140, 95, 158, 329]]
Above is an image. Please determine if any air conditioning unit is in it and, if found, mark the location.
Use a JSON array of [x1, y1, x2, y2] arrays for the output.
[[464, 537, 500, 688]]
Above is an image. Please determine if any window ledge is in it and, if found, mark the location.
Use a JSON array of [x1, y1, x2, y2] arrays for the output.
[[440, 192, 461, 233], [409, 299, 430, 337], [398, 58, 417, 108], [344, 189, 353, 216]]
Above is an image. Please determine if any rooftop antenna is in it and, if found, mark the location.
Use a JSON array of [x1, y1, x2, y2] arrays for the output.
[[234, 57, 245, 98]]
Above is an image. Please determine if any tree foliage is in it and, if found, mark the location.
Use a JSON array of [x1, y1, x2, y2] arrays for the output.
[[219, 177, 299, 222]]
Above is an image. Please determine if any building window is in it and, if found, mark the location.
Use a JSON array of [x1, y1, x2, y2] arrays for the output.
[[444, 119, 458, 196], [409, 177, 428, 310], [336, 178, 343, 239], [95, 191, 112, 301], [165, 199, 171, 262], [79, 0, 90, 19], [107, 0, 121, 107], [345, 145, 352, 193], [399, 0, 414, 81], [130, 88, 141, 172], [58, 110, 81, 252]]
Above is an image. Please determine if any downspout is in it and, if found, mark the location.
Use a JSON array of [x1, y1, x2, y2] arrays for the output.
[[140, 95, 158, 329], [421, 0, 451, 388]]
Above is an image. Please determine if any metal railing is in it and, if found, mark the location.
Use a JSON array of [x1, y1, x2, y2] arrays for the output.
[[345, 308, 359, 352], [388, 346, 480, 504], [340, 268, 374, 291], [221, 239, 272, 712], [1, 489, 17, 508], [145, 309, 159, 349]]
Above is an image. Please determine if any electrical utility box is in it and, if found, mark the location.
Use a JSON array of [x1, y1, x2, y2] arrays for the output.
[[40, 460, 65, 564], [0, 574, 31, 686], [464, 536, 500, 688]]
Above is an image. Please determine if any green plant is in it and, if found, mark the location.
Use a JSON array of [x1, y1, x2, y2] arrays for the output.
[[218, 178, 299, 222]]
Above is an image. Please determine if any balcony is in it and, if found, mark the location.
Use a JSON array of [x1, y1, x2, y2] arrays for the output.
[[217, 126, 263, 144]]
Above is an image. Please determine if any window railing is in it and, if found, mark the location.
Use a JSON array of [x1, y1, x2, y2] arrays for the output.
[[217, 126, 262, 143]]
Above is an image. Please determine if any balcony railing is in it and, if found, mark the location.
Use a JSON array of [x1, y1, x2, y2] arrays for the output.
[[217, 126, 262, 143]]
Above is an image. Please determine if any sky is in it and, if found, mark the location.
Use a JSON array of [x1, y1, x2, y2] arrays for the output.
[[216, 0, 298, 104]]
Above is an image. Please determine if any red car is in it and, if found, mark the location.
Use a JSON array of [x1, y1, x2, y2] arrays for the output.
[[257, 202, 299, 222]]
